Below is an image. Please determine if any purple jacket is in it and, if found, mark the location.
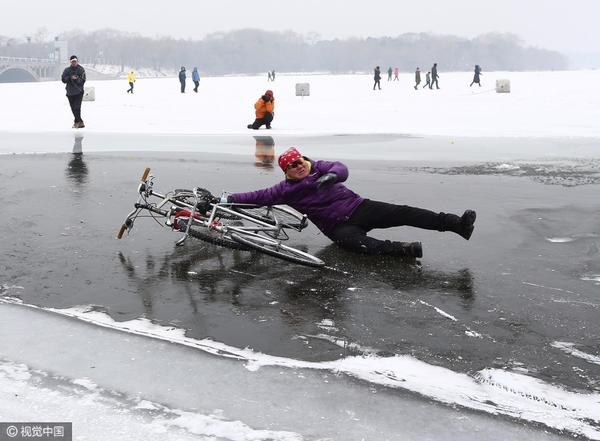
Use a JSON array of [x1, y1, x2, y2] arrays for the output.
[[229, 159, 364, 235]]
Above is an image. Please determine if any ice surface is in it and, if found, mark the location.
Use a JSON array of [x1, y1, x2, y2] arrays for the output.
[[0, 299, 592, 440]]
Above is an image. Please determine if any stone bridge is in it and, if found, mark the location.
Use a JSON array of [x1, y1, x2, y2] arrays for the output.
[[0, 56, 62, 82]]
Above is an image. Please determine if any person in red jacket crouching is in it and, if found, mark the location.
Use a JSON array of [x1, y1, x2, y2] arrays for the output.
[[247, 90, 275, 130], [227, 147, 477, 258]]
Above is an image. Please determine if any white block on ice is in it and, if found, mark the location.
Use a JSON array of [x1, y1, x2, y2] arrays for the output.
[[496, 79, 511, 93], [295, 83, 310, 96], [83, 86, 95, 101]]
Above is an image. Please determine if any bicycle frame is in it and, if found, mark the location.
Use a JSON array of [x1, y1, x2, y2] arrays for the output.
[[117, 168, 324, 267]]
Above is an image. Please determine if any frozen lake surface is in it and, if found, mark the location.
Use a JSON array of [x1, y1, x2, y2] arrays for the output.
[[1, 131, 599, 440]]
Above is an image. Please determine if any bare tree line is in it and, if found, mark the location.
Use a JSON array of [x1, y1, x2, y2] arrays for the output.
[[0, 28, 567, 73]]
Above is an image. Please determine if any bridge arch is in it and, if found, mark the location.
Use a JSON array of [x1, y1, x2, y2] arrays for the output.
[[0, 67, 38, 83]]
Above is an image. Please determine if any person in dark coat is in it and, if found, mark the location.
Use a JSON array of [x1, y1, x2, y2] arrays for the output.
[[61, 55, 86, 128], [373, 66, 381, 90], [227, 147, 477, 259], [179, 66, 186, 93], [387, 67, 393, 81], [470, 65, 482, 87], [414, 67, 421, 90], [430, 63, 440, 89]]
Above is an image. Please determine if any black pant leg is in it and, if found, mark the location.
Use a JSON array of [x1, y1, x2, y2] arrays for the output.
[[328, 222, 418, 256], [348, 200, 441, 231], [326, 200, 441, 256], [264, 112, 273, 125], [252, 113, 273, 129], [251, 117, 265, 129], [328, 224, 389, 255], [67, 93, 84, 122]]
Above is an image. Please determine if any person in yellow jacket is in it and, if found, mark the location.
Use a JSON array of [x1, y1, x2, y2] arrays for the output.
[[126, 70, 136, 94], [247, 89, 274, 130]]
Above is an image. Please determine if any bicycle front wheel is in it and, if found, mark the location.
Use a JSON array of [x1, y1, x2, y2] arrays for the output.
[[233, 205, 306, 229], [188, 227, 247, 250], [176, 217, 248, 250], [230, 232, 324, 268]]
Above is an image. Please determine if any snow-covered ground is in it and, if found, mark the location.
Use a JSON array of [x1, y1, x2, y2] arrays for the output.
[[0, 70, 599, 138]]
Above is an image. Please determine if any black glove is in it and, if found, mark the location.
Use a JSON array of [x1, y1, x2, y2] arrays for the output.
[[316, 173, 338, 188], [262, 95, 271, 102]]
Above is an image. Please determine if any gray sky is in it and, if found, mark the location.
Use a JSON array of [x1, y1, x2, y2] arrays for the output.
[[2, 0, 599, 53]]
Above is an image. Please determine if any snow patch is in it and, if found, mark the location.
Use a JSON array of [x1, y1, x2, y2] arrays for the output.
[[551, 341, 600, 366], [546, 237, 575, 243], [418, 300, 457, 321]]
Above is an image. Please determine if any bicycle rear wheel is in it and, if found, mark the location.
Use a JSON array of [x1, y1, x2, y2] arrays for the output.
[[230, 232, 324, 268]]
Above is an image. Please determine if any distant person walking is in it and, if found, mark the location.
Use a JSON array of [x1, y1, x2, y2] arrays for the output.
[[271, 69, 276, 81], [192, 67, 200, 92], [267, 71, 272, 81], [430, 63, 440, 89], [393, 67, 399, 81], [61, 55, 86, 128], [126, 70, 136, 94], [470, 64, 482, 87], [423, 71, 431, 89], [373, 66, 381, 90], [414, 67, 421, 89], [179, 66, 186, 93], [247, 89, 275, 130], [387, 67, 393, 81]]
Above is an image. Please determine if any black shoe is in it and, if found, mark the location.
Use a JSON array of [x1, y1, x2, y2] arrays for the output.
[[391, 241, 422, 258], [266, 125, 271, 129], [439, 210, 476, 240], [459, 210, 476, 240], [247, 124, 253, 129], [408, 242, 423, 258]]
